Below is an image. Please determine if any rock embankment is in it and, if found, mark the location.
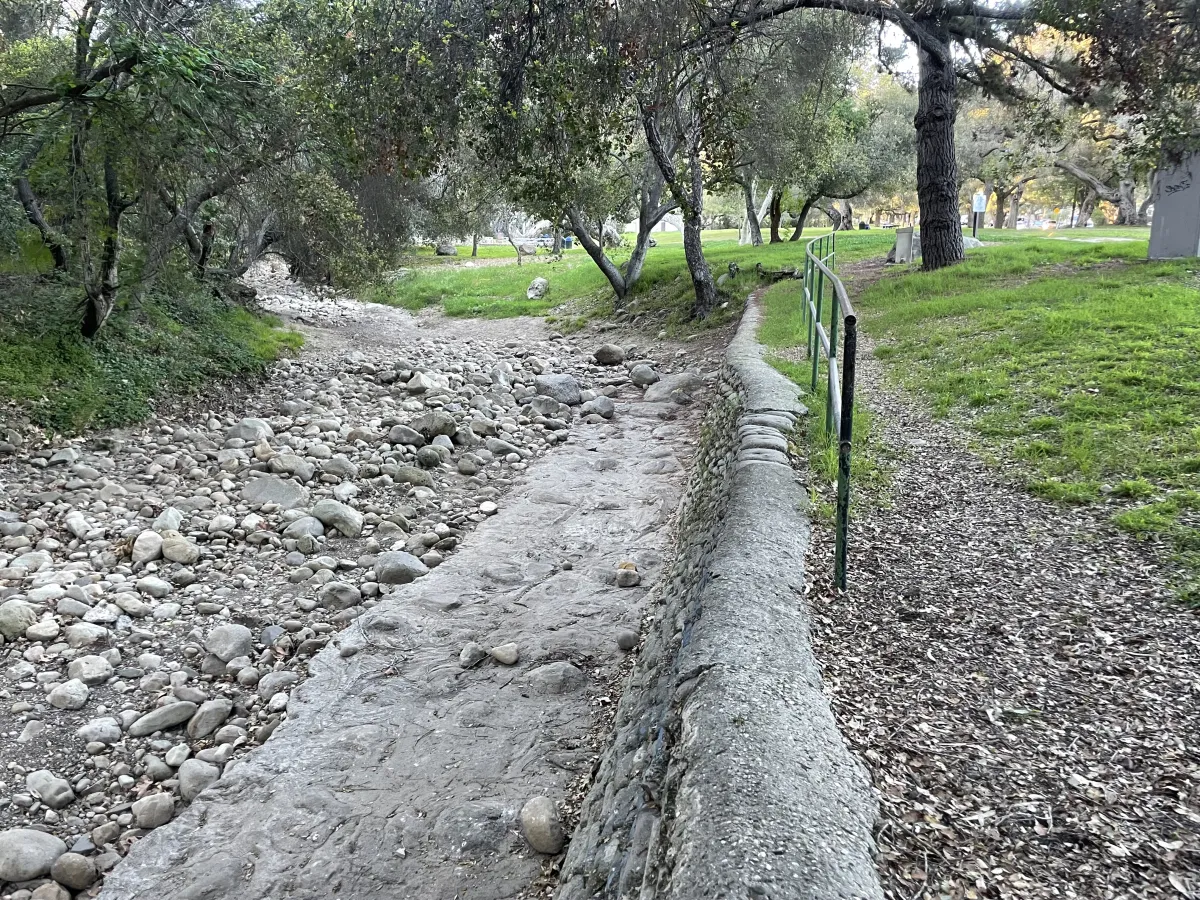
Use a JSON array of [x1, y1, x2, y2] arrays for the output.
[[557, 295, 884, 899]]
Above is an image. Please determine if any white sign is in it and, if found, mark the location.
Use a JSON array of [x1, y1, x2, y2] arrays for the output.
[[972, 192, 987, 213]]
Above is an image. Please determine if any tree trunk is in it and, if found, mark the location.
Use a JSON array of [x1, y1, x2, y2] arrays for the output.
[[993, 189, 1009, 228], [1116, 179, 1137, 225], [741, 179, 764, 246], [471, 233, 479, 257], [1076, 189, 1097, 227], [769, 190, 783, 242], [1137, 171, 1156, 225], [1009, 184, 1025, 227], [14, 176, 68, 270], [913, 26, 963, 270], [641, 101, 717, 319], [820, 204, 843, 230], [552, 227, 563, 255], [82, 158, 129, 338], [789, 198, 814, 241], [197, 221, 215, 276], [840, 199, 853, 230], [567, 206, 629, 302]]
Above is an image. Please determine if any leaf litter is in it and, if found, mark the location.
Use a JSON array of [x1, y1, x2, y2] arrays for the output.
[[805, 325, 1200, 900]]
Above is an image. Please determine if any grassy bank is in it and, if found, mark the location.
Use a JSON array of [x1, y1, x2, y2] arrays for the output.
[[841, 229, 1200, 599], [0, 270, 302, 434], [370, 226, 896, 328]]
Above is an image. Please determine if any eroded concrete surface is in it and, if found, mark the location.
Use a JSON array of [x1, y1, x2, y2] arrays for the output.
[[98, 353, 710, 900]]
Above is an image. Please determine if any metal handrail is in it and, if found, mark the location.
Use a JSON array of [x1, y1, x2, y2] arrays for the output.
[[802, 231, 858, 590]]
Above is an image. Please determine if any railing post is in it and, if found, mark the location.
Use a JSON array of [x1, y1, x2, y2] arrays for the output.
[[835, 316, 858, 591], [811, 265, 823, 392]]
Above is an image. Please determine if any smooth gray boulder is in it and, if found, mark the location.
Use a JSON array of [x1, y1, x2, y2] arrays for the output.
[[128, 702, 198, 737], [226, 418, 273, 442], [0, 599, 37, 639], [311, 499, 364, 538], [0, 828, 66, 882], [374, 551, 429, 585]]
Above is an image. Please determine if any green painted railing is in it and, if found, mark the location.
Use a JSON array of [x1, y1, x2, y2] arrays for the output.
[[803, 231, 858, 590]]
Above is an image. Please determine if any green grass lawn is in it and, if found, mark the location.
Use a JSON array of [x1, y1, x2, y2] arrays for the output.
[[842, 229, 1200, 600], [371, 226, 891, 324]]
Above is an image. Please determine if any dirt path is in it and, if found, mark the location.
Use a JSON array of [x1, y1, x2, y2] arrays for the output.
[[805, 261, 1200, 899]]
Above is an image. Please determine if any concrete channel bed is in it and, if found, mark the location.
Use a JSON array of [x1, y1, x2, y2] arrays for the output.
[[97, 300, 881, 900]]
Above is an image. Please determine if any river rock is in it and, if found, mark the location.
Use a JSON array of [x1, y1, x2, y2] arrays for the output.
[[374, 551, 429, 585], [593, 343, 625, 365], [630, 364, 660, 387], [132, 793, 175, 829], [205, 623, 253, 662], [0, 828, 66, 881], [311, 499, 364, 538], [131, 530, 164, 564], [533, 374, 581, 406], [242, 474, 309, 509], [128, 701, 198, 737], [26, 770, 75, 810], [0, 599, 37, 639], [67, 655, 113, 685], [227, 417, 274, 441], [519, 796, 565, 853], [160, 530, 201, 565], [48, 679, 89, 710], [178, 759, 221, 802], [527, 277, 549, 300], [51, 852, 97, 889], [187, 698, 233, 739]]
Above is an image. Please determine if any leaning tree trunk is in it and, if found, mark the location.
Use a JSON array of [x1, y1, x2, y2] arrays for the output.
[[789, 198, 814, 241], [913, 25, 964, 270], [769, 190, 783, 243], [14, 176, 69, 270], [566, 206, 630, 304], [741, 179, 764, 246]]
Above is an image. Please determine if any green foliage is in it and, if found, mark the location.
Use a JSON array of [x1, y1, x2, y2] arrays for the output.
[[0, 274, 300, 433]]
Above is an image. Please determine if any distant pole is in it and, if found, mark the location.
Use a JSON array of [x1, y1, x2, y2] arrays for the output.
[[971, 191, 987, 239]]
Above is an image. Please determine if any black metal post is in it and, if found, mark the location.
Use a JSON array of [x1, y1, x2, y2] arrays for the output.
[[834, 315, 857, 591]]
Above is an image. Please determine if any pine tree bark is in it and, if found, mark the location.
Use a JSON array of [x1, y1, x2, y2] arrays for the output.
[[914, 24, 964, 270]]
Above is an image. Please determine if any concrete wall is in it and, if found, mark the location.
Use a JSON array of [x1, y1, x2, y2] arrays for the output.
[[556, 301, 883, 900], [1150, 150, 1200, 260]]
